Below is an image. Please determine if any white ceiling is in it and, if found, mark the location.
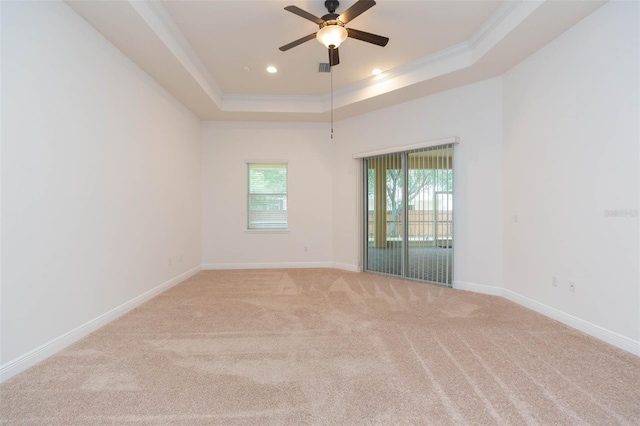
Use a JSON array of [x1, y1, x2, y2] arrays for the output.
[[65, 0, 606, 122]]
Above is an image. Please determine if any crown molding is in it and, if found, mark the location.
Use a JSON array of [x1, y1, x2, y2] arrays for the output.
[[128, 0, 224, 106], [328, 41, 473, 109], [130, 0, 545, 115], [469, 0, 544, 61], [328, 0, 544, 110]]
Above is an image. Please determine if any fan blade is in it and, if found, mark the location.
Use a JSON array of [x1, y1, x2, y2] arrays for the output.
[[284, 6, 324, 25], [347, 28, 389, 47], [329, 47, 340, 66], [338, 0, 376, 25], [279, 33, 317, 51]]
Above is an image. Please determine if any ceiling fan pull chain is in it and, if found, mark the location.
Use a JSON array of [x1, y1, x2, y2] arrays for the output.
[[331, 63, 334, 139]]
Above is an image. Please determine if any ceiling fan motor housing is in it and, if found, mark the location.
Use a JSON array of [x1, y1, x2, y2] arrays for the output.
[[319, 18, 342, 29]]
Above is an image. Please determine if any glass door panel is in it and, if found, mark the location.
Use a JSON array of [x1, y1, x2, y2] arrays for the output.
[[365, 153, 404, 277], [406, 146, 453, 284]]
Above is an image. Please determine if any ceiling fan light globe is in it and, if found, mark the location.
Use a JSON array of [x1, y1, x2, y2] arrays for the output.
[[316, 25, 348, 49]]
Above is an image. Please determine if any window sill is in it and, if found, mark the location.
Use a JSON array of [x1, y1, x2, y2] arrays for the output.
[[245, 229, 290, 234]]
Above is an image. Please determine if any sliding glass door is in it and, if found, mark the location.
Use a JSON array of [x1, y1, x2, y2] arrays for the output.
[[364, 144, 454, 286]]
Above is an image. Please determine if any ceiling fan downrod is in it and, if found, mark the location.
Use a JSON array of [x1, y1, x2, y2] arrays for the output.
[[325, 1, 340, 14]]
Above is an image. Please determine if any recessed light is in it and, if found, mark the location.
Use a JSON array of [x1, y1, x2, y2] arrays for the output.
[[371, 68, 382, 75], [243, 65, 251, 72], [266, 66, 278, 73]]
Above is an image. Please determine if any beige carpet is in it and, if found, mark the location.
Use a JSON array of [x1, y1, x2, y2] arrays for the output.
[[2, 269, 639, 425]]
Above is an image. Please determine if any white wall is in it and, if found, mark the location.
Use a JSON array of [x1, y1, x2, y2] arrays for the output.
[[331, 78, 504, 287], [201, 79, 504, 287], [503, 1, 639, 342], [201, 121, 333, 268], [2, 0, 637, 382], [1, 1, 202, 373]]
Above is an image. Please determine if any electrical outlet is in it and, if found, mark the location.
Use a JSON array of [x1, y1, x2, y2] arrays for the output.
[[180, 255, 183, 263], [168, 258, 172, 267], [569, 281, 576, 292], [552, 276, 558, 287], [304, 246, 308, 252]]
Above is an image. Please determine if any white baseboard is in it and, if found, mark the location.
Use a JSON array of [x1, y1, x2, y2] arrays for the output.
[[453, 281, 640, 357], [203, 262, 334, 270], [202, 262, 361, 273], [502, 289, 640, 356], [331, 262, 361, 272], [453, 280, 503, 296], [0, 265, 202, 383]]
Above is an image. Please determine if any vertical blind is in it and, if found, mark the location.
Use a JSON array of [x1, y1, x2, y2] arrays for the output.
[[364, 144, 454, 286], [247, 163, 288, 230]]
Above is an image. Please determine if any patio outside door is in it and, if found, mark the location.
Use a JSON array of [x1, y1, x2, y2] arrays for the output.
[[364, 144, 454, 286]]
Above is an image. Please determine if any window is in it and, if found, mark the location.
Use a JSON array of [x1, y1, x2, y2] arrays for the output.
[[247, 163, 288, 230]]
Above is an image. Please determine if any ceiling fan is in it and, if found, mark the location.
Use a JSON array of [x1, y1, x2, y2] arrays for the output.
[[279, 0, 389, 66]]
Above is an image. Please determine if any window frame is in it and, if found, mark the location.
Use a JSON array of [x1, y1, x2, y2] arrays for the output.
[[246, 161, 289, 233]]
